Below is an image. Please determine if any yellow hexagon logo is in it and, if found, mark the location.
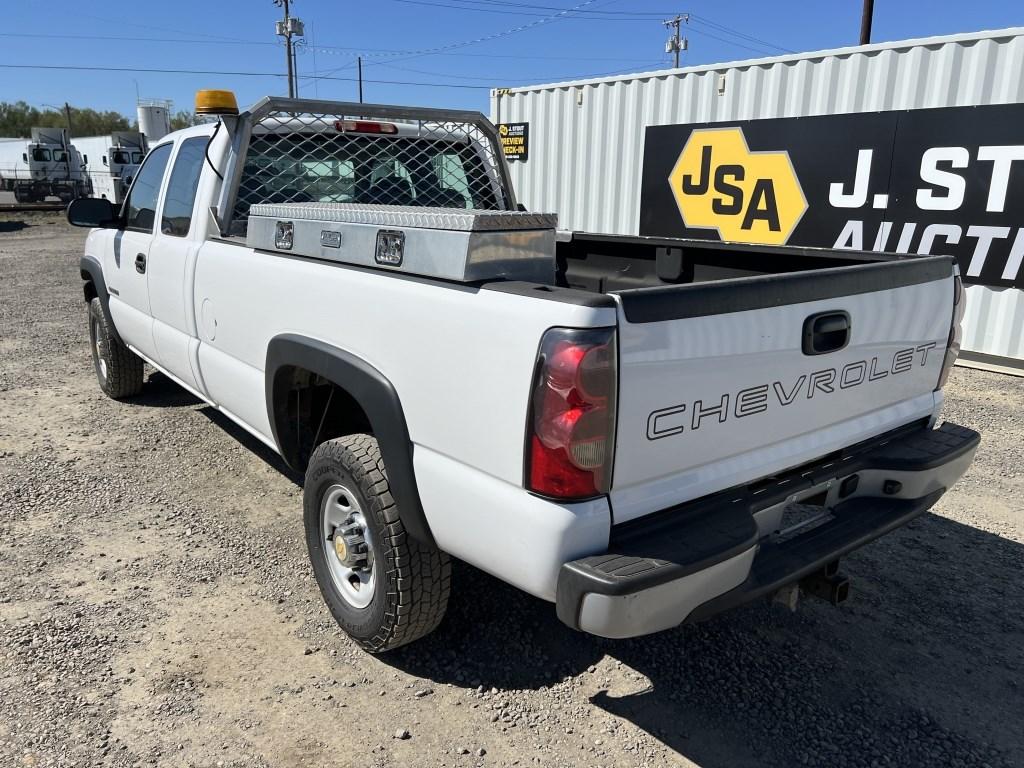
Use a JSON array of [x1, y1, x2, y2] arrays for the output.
[[667, 127, 807, 245]]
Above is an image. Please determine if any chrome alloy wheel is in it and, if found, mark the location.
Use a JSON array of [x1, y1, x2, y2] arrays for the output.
[[321, 484, 375, 609], [90, 315, 107, 381]]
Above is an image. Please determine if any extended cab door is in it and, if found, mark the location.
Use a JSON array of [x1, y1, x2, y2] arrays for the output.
[[104, 142, 173, 362], [146, 136, 209, 395]]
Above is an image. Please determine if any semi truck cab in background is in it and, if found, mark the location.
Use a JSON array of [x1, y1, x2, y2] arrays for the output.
[[68, 90, 980, 653], [0, 127, 90, 203], [77, 131, 148, 203]]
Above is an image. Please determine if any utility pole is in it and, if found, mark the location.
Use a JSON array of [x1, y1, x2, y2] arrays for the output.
[[859, 0, 874, 45], [663, 14, 688, 69], [358, 56, 364, 103], [274, 0, 305, 97], [63, 102, 74, 138]]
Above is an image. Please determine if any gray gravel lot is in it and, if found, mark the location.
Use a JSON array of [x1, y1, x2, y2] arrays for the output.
[[1, 212, 1022, 768]]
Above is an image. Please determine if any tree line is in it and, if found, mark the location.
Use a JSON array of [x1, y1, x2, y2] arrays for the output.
[[0, 102, 199, 138]]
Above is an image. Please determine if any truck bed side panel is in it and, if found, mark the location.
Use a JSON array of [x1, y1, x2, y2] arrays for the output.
[[191, 241, 617, 486]]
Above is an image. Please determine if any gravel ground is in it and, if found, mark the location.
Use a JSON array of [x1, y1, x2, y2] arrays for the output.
[[1, 213, 1022, 768]]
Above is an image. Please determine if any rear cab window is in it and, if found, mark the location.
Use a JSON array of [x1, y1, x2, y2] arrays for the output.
[[230, 132, 499, 235]]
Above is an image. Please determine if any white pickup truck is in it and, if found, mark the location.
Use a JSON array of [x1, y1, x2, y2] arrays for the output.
[[69, 92, 979, 653]]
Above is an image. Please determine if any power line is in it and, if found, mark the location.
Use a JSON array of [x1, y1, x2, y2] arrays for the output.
[[386, 0, 665, 18], [76, 12, 264, 44], [420, 0, 675, 12], [0, 61, 666, 91], [385, 0, 672, 16], [688, 13, 793, 54], [309, 0, 611, 79], [0, 31, 652, 61], [375, 59, 668, 82], [311, 48, 656, 61], [0, 62, 492, 90], [0, 31, 278, 46], [686, 26, 780, 56]]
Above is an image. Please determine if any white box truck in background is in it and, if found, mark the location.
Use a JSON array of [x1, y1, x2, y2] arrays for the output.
[[76, 131, 147, 203], [0, 127, 90, 203]]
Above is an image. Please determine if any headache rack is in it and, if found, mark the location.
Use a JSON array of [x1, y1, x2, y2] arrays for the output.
[[213, 97, 517, 237], [216, 96, 556, 284]]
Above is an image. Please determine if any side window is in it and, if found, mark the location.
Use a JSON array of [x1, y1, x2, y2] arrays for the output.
[[161, 138, 207, 237], [124, 143, 172, 233]]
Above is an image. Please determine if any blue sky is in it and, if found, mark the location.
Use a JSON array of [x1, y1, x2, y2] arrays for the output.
[[1, 1, 1021, 118]]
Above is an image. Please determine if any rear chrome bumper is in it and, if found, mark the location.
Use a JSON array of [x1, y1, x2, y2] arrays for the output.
[[555, 421, 980, 639]]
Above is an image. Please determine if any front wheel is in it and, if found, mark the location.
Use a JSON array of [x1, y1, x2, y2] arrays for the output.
[[88, 297, 143, 399], [304, 434, 451, 652]]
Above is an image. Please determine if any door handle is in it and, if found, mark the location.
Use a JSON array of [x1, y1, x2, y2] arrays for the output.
[[134, 253, 146, 274], [802, 311, 850, 355]]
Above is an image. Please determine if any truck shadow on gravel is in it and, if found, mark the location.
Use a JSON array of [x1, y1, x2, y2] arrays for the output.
[[196, 404, 304, 484], [134, 372, 205, 408], [385, 513, 1022, 768], [0, 220, 30, 233]]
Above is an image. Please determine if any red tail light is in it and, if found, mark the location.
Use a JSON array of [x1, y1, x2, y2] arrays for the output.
[[334, 120, 398, 134], [526, 328, 617, 500], [937, 273, 965, 390]]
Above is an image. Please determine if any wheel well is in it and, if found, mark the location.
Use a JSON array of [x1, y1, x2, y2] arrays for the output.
[[276, 366, 373, 470], [81, 273, 98, 304]]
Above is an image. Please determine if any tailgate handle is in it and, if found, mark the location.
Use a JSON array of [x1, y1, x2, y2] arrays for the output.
[[803, 311, 850, 355]]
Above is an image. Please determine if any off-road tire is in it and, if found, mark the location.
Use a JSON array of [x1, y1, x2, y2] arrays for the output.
[[88, 297, 143, 399], [304, 434, 451, 653]]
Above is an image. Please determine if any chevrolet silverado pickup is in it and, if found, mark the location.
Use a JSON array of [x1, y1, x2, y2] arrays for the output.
[[68, 91, 979, 652]]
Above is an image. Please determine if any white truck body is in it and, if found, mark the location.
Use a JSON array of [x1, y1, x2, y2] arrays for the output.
[[73, 96, 978, 648], [76, 132, 147, 203]]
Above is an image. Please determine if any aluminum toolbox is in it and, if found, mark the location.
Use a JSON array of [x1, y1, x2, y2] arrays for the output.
[[246, 202, 558, 283]]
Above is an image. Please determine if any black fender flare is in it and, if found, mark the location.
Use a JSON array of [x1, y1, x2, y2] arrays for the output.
[[265, 334, 435, 546], [79, 255, 123, 344]]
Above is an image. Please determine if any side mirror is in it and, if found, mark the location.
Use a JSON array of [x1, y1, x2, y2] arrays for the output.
[[67, 197, 118, 229]]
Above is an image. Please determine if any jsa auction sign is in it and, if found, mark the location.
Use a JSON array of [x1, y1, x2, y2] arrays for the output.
[[498, 122, 529, 162], [639, 105, 1024, 288]]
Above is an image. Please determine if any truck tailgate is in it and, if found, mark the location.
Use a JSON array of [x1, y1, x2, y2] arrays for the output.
[[609, 256, 954, 524]]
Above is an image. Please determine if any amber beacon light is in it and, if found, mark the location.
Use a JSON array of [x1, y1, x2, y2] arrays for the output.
[[195, 90, 239, 116]]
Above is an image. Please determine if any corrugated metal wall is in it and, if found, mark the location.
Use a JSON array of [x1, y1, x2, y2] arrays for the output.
[[491, 28, 1024, 366]]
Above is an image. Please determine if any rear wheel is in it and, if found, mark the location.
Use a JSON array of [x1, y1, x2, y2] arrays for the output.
[[304, 434, 451, 652], [88, 297, 143, 399]]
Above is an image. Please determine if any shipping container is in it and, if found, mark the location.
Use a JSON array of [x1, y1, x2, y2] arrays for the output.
[[491, 27, 1024, 372]]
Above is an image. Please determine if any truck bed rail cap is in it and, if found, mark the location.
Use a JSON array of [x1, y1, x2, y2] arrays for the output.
[[249, 202, 557, 232]]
